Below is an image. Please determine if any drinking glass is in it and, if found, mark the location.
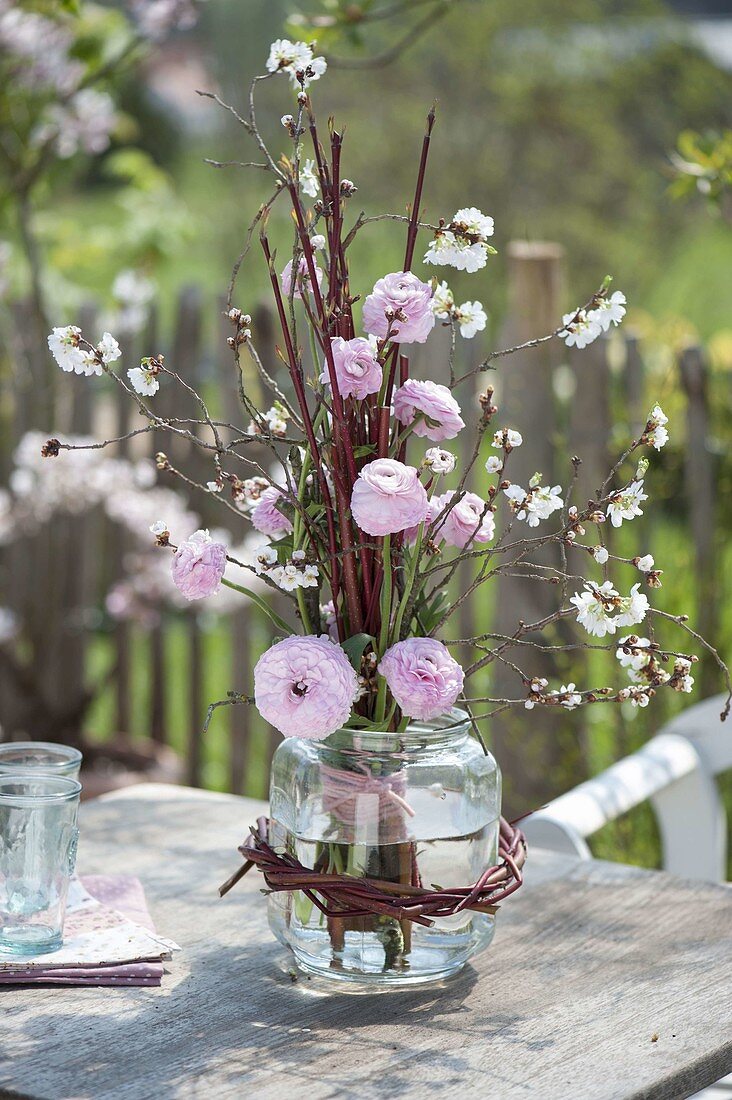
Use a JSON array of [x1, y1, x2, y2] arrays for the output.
[[0, 775, 82, 955], [0, 742, 82, 781]]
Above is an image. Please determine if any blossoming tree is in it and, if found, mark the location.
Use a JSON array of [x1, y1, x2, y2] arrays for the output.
[[0, 0, 205, 422]]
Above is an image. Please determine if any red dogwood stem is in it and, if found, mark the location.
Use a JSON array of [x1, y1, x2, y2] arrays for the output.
[[403, 106, 436, 273], [261, 234, 345, 631]]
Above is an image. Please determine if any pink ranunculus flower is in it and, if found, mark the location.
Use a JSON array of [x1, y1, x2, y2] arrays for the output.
[[379, 637, 464, 721], [250, 485, 293, 539], [171, 529, 227, 601], [393, 379, 465, 442], [254, 634, 359, 740], [350, 458, 429, 537], [362, 271, 435, 345], [435, 490, 495, 548], [281, 256, 324, 300], [320, 336, 383, 400], [403, 496, 441, 546]]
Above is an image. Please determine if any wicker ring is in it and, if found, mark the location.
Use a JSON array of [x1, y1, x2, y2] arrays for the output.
[[220, 816, 527, 927]]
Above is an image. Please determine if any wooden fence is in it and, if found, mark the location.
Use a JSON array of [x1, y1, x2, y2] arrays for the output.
[[0, 243, 722, 803]]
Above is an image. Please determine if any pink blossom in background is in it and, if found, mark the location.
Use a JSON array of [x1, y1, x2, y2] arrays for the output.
[[379, 637, 464, 721], [320, 599, 339, 641], [250, 485, 293, 539], [362, 271, 435, 344], [350, 458, 429, 537], [435, 490, 495, 548], [254, 634, 358, 739], [171, 529, 226, 601], [393, 379, 465, 442], [320, 336, 383, 399], [281, 257, 323, 300]]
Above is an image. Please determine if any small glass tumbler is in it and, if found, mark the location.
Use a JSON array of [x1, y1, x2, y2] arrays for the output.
[[0, 742, 82, 781], [0, 775, 81, 955]]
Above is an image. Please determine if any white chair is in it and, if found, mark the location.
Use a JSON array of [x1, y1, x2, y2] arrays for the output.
[[523, 694, 731, 883]]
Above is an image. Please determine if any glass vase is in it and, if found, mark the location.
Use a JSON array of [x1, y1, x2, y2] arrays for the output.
[[267, 708, 501, 988]]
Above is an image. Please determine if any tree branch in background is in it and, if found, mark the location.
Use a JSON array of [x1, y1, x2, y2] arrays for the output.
[[327, 2, 458, 69]]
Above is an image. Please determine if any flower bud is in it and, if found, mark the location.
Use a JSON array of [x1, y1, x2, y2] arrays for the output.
[[149, 520, 170, 546], [41, 438, 61, 458]]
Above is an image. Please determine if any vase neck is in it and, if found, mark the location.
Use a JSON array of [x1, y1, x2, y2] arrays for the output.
[[324, 709, 472, 754]]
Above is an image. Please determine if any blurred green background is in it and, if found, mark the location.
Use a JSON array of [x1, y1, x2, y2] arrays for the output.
[[35, 0, 732, 328]]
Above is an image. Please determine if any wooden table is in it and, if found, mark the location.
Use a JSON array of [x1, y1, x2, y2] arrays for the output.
[[1, 784, 730, 1100]]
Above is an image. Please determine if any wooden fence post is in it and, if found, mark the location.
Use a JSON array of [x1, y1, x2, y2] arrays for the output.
[[187, 613, 204, 787], [568, 335, 611, 507], [488, 242, 587, 812], [217, 297, 256, 794], [141, 305, 168, 746], [229, 611, 251, 794], [623, 331, 646, 439], [567, 333, 625, 771], [113, 322, 136, 738], [679, 344, 718, 695], [493, 241, 564, 505]]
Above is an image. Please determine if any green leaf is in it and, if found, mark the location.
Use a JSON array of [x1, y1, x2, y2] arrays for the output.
[[417, 589, 450, 634], [275, 535, 294, 556], [340, 632, 374, 670], [353, 443, 377, 459], [221, 579, 292, 634]]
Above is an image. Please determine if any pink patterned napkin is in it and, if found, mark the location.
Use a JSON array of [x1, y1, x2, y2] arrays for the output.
[[0, 875, 175, 987]]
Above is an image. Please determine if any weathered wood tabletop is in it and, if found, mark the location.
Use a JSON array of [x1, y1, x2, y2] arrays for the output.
[[0, 784, 730, 1100]]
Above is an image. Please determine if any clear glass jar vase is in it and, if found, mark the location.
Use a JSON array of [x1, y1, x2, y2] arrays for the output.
[[267, 708, 501, 988]]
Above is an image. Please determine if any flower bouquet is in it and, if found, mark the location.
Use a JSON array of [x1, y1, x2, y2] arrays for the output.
[[44, 38, 729, 988]]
